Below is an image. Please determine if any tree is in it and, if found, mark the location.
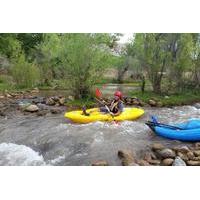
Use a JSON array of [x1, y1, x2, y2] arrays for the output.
[[59, 34, 113, 98]]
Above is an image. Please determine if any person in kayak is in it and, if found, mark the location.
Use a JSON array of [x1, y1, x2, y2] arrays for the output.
[[82, 90, 124, 116], [99, 91, 124, 116]]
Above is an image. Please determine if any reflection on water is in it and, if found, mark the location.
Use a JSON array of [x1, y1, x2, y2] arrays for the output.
[[38, 83, 147, 98]]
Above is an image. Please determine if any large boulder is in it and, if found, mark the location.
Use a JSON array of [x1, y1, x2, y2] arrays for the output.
[[25, 104, 39, 112], [157, 148, 176, 159], [172, 156, 186, 166]]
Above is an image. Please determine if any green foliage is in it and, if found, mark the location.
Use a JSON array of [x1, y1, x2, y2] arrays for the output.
[[11, 54, 40, 88]]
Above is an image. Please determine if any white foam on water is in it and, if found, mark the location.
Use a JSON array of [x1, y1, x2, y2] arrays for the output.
[[49, 155, 65, 165], [0, 143, 46, 166], [55, 123, 68, 131]]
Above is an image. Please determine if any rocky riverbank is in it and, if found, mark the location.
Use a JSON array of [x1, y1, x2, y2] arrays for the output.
[[92, 143, 200, 166]]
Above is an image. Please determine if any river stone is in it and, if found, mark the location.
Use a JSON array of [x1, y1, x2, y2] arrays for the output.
[[177, 146, 191, 154], [0, 109, 6, 116], [50, 108, 62, 114], [187, 160, 200, 166], [148, 159, 161, 165], [59, 97, 65, 105], [172, 156, 186, 166], [137, 159, 150, 166], [46, 97, 55, 106], [5, 93, 12, 98], [194, 142, 200, 149], [92, 160, 109, 166], [151, 143, 165, 151], [25, 104, 39, 112], [118, 150, 136, 166], [177, 152, 189, 161], [148, 99, 157, 106], [187, 151, 195, 160], [157, 148, 176, 159], [144, 151, 157, 162], [193, 150, 200, 157], [37, 110, 48, 116], [162, 158, 174, 166], [0, 95, 5, 99]]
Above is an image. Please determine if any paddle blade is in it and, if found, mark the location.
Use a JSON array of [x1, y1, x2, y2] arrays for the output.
[[95, 88, 102, 98]]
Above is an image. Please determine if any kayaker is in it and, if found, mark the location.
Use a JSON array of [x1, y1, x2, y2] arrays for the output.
[[99, 91, 124, 116], [82, 90, 124, 116]]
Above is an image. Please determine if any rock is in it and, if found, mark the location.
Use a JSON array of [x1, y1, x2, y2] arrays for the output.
[[187, 160, 200, 166], [193, 150, 200, 157], [172, 156, 186, 166], [148, 159, 161, 165], [194, 103, 200, 109], [5, 93, 12, 98], [59, 97, 65, 105], [31, 87, 39, 93], [36, 103, 49, 110], [118, 150, 136, 166], [187, 151, 195, 160], [45, 97, 55, 106], [68, 95, 74, 101], [92, 160, 108, 166], [177, 146, 191, 154], [50, 108, 62, 114], [137, 160, 150, 166], [25, 104, 39, 112], [157, 102, 163, 107], [37, 110, 48, 116], [164, 96, 169, 99], [0, 109, 6, 116], [162, 158, 174, 166], [157, 148, 176, 159], [0, 95, 5, 99], [177, 152, 189, 161], [194, 142, 200, 149], [148, 99, 157, 106], [144, 151, 157, 162], [191, 156, 200, 161], [151, 143, 165, 151]]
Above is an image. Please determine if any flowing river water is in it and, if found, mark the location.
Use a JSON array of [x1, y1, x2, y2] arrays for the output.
[[0, 84, 200, 166], [1, 105, 200, 166]]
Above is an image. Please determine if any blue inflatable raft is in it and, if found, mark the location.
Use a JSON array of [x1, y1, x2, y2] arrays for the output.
[[146, 117, 200, 142]]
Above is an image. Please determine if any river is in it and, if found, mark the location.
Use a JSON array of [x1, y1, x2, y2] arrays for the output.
[[0, 103, 200, 165]]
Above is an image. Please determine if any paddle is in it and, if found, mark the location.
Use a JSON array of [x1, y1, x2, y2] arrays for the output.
[[146, 116, 184, 130], [95, 88, 119, 124]]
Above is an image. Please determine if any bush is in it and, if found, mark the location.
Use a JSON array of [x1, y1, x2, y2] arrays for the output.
[[11, 54, 40, 88], [0, 74, 15, 90]]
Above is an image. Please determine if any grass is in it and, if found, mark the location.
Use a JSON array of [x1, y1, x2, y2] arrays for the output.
[[130, 90, 200, 106]]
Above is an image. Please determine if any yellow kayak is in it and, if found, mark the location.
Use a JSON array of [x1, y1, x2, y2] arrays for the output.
[[64, 107, 144, 123]]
